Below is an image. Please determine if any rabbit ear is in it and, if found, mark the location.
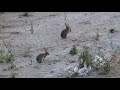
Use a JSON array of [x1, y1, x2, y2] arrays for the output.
[[65, 23, 69, 28], [43, 47, 48, 52], [65, 23, 67, 26]]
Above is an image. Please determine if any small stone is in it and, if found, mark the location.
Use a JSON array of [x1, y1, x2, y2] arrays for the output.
[[48, 63, 51, 65], [70, 60, 76, 63], [10, 74, 16, 78], [50, 71, 54, 73], [33, 66, 39, 69]]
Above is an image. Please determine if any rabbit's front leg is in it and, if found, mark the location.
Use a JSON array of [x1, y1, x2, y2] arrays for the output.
[[42, 58, 45, 62]]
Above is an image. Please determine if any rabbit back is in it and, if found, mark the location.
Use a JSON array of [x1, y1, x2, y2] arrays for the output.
[[36, 52, 49, 63], [36, 54, 46, 63], [61, 29, 68, 39]]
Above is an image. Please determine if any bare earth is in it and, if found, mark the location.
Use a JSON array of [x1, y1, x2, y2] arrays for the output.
[[0, 12, 120, 78]]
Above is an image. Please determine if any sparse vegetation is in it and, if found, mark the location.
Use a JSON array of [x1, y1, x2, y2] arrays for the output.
[[98, 60, 111, 75], [118, 60, 120, 64], [0, 49, 15, 63], [96, 32, 118, 75], [3, 39, 16, 63], [69, 45, 78, 56], [97, 50, 117, 75], [0, 50, 5, 63], [78, 46, 92, 68], [1, 12, 120, 78], [2, 38, 18, 77], [6, 53, 15, 63]]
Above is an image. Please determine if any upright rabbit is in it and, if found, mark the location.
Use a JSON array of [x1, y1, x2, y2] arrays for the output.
[[36, 47, 49, 63], [61, 23, 71, 39]]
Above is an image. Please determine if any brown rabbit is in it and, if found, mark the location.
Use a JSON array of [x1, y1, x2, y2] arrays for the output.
[[36, 47, 49, 63], [61, 23, 71, 39]]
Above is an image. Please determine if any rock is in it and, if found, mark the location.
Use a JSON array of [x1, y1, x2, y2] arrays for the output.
[[77, 66, 92, 76], [65, 62, 93, 77], [65, 66, 74, 76], [50, 71, 54, 73]]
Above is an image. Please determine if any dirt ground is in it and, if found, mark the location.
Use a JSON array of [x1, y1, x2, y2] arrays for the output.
[[0, 12, 120, 78]]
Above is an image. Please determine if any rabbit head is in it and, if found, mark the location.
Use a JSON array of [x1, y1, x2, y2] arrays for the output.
[[43, 47, 49, 55], [65, 23, 71, 32]]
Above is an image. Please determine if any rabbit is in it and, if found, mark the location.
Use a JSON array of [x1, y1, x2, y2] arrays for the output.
[[36, 47, 49, 63], [61, 23, 71, 39]]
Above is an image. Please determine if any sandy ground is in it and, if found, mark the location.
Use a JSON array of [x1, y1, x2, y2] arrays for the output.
[[0, 12, 120, 78]]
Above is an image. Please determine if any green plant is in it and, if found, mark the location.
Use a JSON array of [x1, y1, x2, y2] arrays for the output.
[[6, 53, 15, 63], [97, 51, 117, 75], [78, 46, 92, 67], [0, 50, 5, 63], [69, 45, 78, 56], [2, 39, 16, 63], [118, 61, 120, 64], [98, 60, 111, 75], [103, 62, 111, 73]]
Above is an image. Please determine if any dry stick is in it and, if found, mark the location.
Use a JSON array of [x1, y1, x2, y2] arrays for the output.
[[64, 12, 67, 21], [107, 32, 117, 64], [108, 33, 114, 53], [64, 12, 68, 25], [3, 38, 17, 78], [110, 53, 117, 63], [3, 38, 12, 53]]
